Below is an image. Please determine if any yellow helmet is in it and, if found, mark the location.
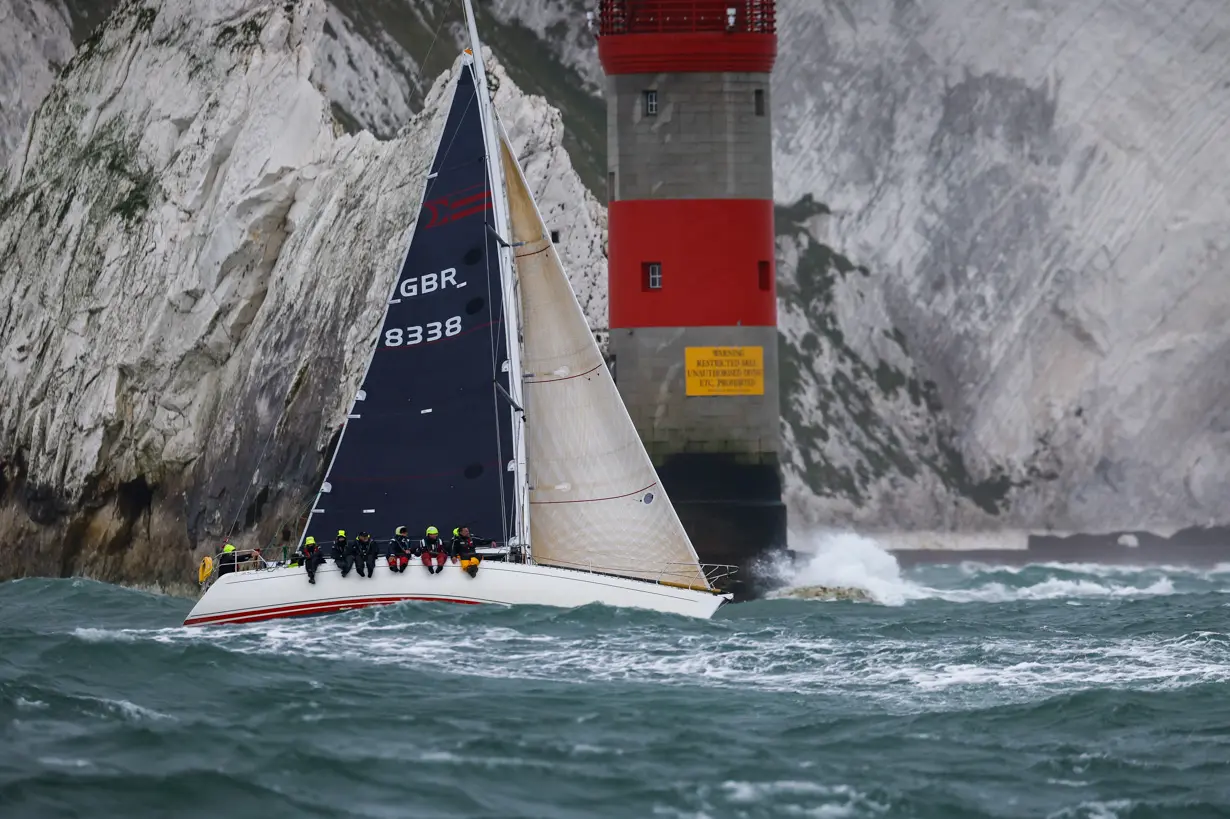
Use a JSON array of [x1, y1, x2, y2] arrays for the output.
[[452, 528, 459, 536], [337, 530, 346, 537], [305, 536, 316, 546], [222, 543, 235, 552], [426, 526, 438, 536], [396, 526, 408, 536]]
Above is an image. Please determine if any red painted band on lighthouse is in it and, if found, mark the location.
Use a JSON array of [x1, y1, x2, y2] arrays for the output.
[[608, 199, 776, 329], [598, 33, 777, 75]]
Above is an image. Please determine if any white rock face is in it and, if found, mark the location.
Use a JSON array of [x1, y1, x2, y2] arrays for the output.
[[771, 0, 1230, 536], [0, 0, 607, 583], [0, 0, 75, 168], [311, 2, 416, 137], [486, 0, 603, 94]]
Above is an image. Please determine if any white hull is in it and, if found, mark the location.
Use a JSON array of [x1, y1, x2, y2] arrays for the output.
[[185, 559, 731, 625]]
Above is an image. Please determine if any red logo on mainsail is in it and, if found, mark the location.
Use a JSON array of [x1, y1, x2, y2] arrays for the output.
[[422, 184, 492, 228]]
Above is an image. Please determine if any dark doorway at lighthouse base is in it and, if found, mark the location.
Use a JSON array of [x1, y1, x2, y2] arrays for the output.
[[655, 453, 788, 600]]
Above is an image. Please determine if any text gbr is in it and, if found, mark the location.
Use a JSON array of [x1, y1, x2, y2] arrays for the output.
[[385, 267, 468, 348]]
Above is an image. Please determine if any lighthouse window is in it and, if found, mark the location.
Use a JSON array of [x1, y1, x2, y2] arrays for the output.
[[550, 230, 561, 244], [643, 90, 659, 116], [754, 89, 766, 116], [643, 262, 663, 290]]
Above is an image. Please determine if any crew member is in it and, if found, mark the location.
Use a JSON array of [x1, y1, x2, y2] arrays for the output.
[[218, 543, 238, 576], [355, 532, 378, 578], [422, 526, 447, 574], [451, 526, 493, 578], [388, 526, 412, 573], [333, 530, 354, 577], [302, 536, 323, 584], [241, 547, 263, 571]]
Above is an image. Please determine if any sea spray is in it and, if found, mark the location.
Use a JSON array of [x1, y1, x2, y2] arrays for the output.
[[762, 532, 1198, 606], [762, 530, 923, 605]]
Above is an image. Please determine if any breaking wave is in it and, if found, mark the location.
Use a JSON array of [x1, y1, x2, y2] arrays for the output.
[[766, 531, 1230, 606]]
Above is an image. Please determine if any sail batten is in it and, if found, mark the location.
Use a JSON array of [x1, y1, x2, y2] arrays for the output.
[[498, 132, 711, 590]]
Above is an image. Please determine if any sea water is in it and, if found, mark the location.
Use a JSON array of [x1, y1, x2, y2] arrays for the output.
[[1, 534, 1228, 818]]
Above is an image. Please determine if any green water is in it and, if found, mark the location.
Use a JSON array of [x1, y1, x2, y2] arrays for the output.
[[2, 557, 1228, 818]]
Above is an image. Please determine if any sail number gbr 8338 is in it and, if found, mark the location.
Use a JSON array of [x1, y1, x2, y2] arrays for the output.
[[384, 267, 468, 348]]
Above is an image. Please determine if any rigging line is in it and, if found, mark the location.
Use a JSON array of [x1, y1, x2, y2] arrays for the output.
[[425, 74, 479, 202], [479, 112, 512, 547], [416, 0, 453, 87]]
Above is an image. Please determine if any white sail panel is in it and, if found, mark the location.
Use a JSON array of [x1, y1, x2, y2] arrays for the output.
[[499, 138, 710, 590]]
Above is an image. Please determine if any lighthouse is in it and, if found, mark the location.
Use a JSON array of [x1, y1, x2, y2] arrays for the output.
[[596, 0, 785, 586]]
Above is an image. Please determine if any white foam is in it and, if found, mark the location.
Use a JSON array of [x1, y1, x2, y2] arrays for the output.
[[959, 561, 1230, 579], [766, 531, 926, 606], [930, 576, 1177, 603], [1046, 799, 1134, 819], [92, 611, 1224, 714], [37, 757, 94, 769], [767, 530, 1198, 605], [92, 696, 175, 722], [720, 781, 881, 817]]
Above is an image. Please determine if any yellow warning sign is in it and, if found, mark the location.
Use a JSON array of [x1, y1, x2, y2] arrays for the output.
[[685, 346, 765, 396]]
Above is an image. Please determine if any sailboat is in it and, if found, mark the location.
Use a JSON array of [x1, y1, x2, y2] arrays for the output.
[[183, 2, 733, 626]]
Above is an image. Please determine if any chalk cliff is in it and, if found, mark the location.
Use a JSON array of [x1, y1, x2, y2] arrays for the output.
[[4, 0, 1230, 585], [0, 0, 605, 585]]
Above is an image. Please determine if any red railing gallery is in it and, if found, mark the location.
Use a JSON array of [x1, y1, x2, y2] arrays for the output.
[[597, 0, 776, 36]]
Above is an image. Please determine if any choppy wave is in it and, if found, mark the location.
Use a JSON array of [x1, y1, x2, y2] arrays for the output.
[[2, 566, 1229, 818]]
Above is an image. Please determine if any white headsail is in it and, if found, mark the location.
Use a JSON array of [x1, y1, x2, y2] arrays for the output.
[[498, 135, 711, 590]]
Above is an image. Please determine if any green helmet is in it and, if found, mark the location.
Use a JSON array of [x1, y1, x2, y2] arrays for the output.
[[452, 528, 459, 537], [222, 543, 235, 552], [426, 526, 438, 536]]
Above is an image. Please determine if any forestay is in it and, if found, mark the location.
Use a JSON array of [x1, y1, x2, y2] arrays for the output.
[[302, 64, 516, 550], [499, 136, 710, 589]]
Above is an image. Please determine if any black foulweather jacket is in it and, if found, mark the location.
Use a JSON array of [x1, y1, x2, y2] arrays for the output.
[[450, 534, 493, 559]]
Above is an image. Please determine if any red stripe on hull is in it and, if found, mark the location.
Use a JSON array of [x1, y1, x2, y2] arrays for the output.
[[184, 595, 482, 627], [608, 199, 776, 328]]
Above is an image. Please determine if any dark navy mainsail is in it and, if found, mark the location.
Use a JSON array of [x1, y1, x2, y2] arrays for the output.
[[304, 63, 515, 549]]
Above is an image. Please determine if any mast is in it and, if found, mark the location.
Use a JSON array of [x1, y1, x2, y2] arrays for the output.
[[462, 0, 531, 554]]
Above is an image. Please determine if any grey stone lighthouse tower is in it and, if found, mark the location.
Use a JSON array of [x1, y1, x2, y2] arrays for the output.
[[595, 0, 786, 590]]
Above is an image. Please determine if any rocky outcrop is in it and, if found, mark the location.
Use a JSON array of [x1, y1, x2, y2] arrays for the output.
[[0, 0, 606, 587]]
